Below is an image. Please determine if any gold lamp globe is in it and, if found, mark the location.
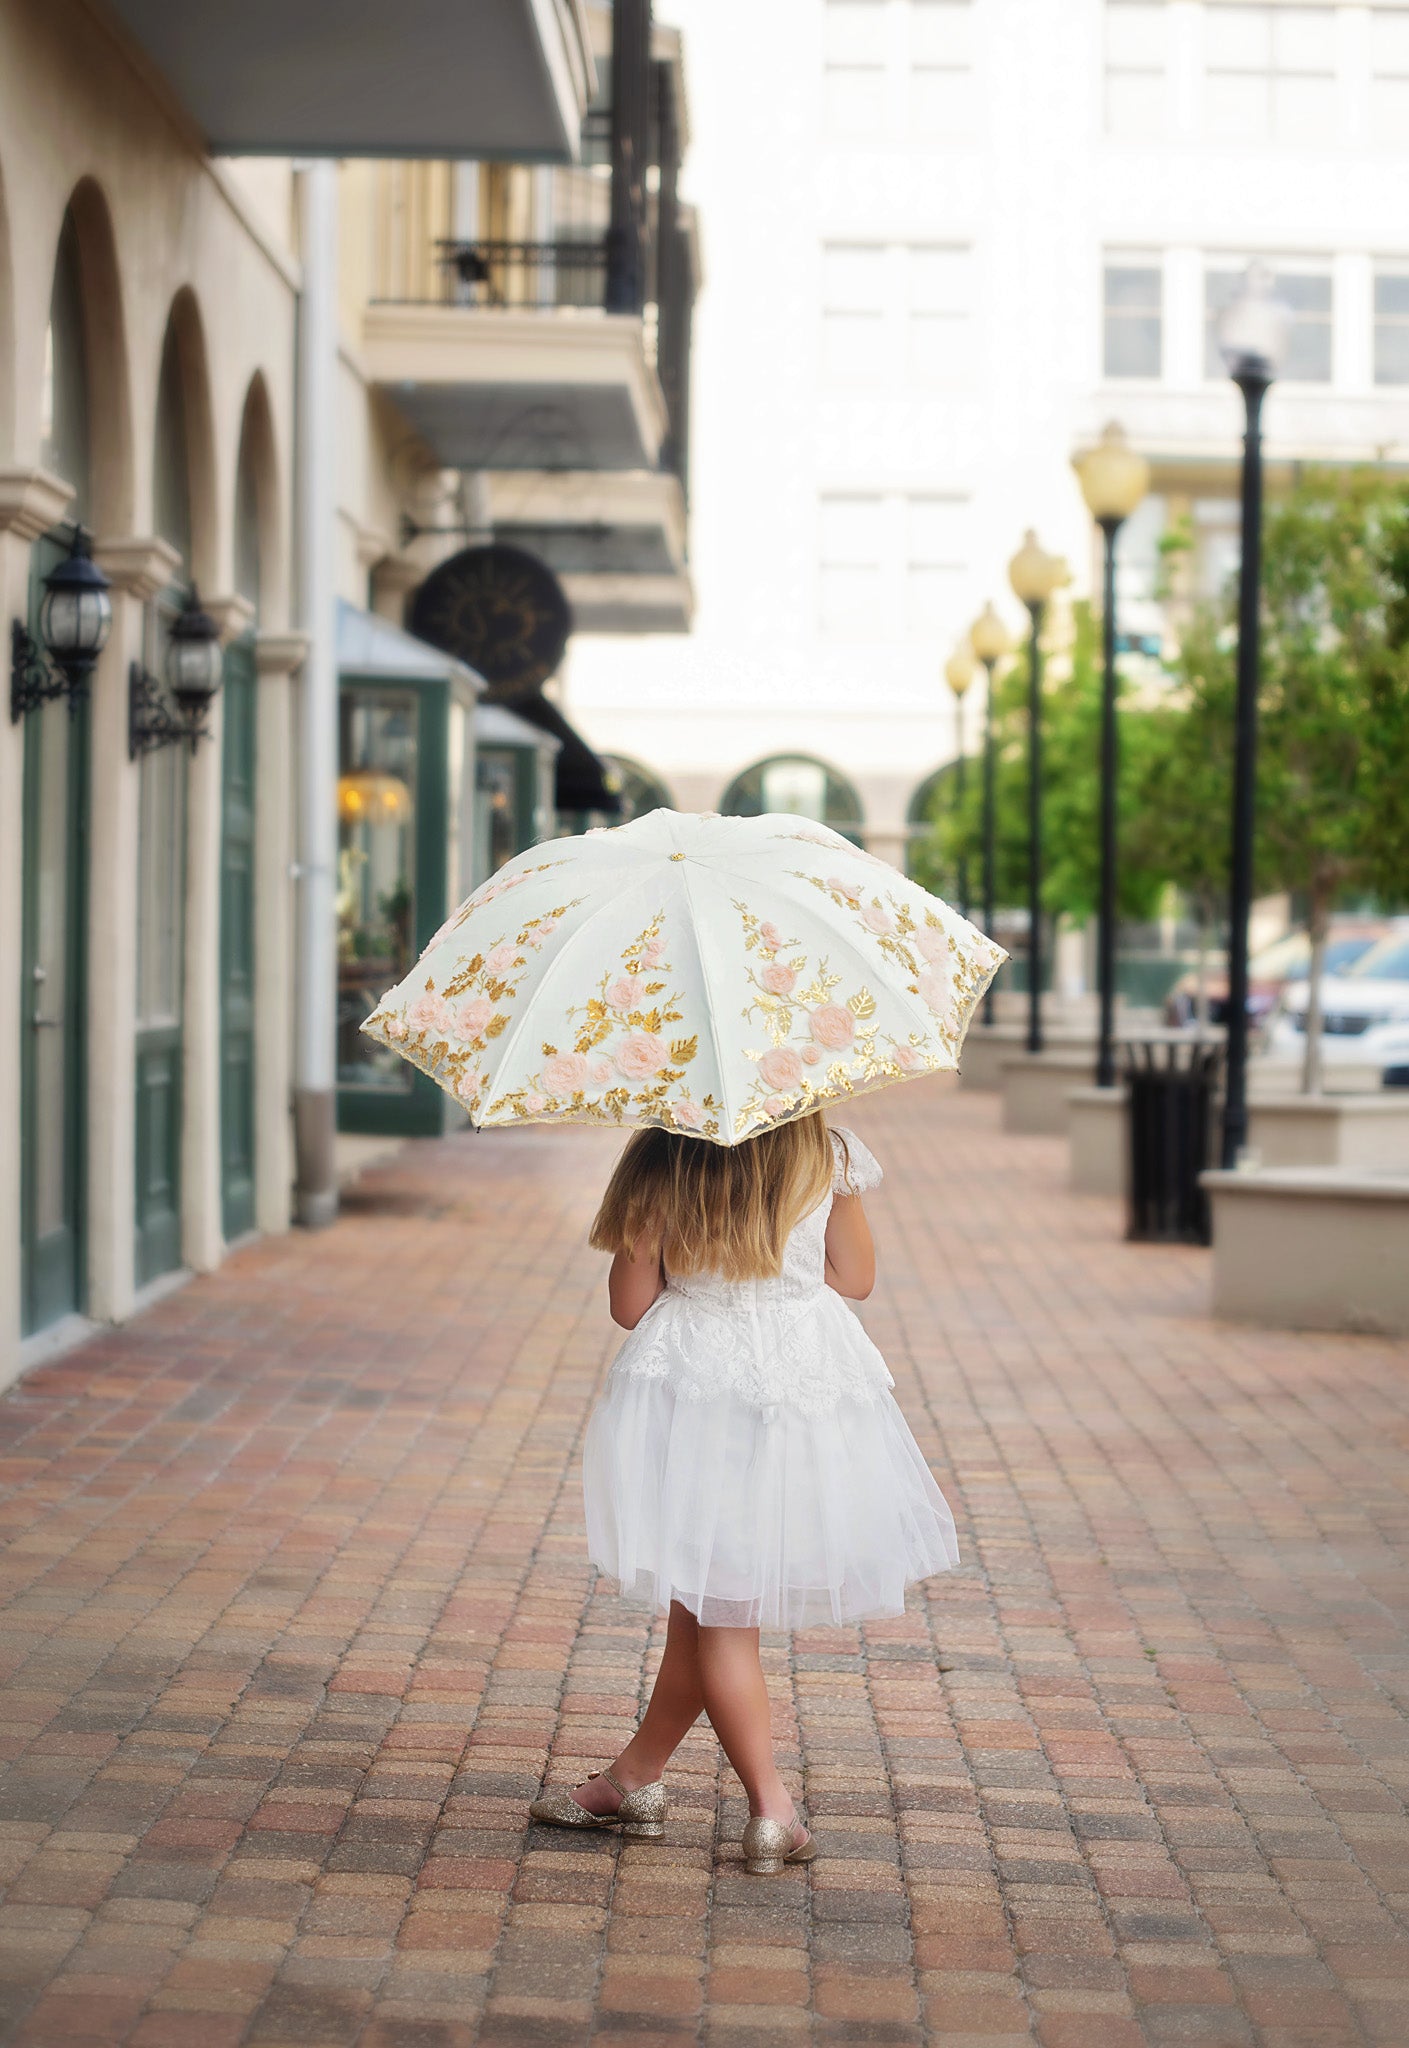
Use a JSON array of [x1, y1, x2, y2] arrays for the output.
[[1075, 421, 1150, 524], [970, 603, 1013, 666], [945, 644, 978, 698], [1008, 529, 1067, 607]]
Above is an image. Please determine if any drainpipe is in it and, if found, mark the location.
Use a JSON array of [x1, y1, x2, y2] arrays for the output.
[[293, 161, 339, 1227]]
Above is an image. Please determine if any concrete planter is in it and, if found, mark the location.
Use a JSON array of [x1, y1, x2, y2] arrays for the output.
[[1067, 1086, 1128, 1197], [1201, 1166, 1409, 1335], [1000, 1051, 1098, 1135], [960, 1024, 1095, 1092], [1246, 1093, 1409, 1171]]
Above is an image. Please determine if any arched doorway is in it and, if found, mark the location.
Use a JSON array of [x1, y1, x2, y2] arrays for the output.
[[719, 754, 865, 846], [218, 379, 277, 1241], [134, 292, 216, 1286], [604, 754, 674, 824], [18, 208, 94, 1335]]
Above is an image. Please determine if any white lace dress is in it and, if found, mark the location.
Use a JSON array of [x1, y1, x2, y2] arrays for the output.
[[582, 1129, 959, 1629]]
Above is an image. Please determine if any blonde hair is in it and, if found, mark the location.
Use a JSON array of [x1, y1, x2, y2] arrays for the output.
[[590, 1112, 837, 1281]]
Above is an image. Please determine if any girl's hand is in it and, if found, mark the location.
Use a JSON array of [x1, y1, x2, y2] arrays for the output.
[[608, 1240, 666, 1329], [824, 1193, 875, 1300]]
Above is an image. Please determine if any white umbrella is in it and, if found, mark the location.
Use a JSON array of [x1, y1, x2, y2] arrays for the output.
[[362, 809, 1006, 1145]]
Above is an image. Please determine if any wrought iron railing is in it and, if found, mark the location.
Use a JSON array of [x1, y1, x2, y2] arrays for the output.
[[406, 238, 614, 312]]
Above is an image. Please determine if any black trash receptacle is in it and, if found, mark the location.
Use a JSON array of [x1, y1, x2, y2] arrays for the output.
[[1124, 1036, 1223, 1245]]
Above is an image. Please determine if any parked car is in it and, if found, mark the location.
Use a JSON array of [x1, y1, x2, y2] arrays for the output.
[[1163, 919, 1388, 1028], [1268, 929, 1409, 1081]]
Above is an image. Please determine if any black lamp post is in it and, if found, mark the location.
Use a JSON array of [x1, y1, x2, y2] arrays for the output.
[[1217, 264, 1292, 1170], [129, 589, 225, 757], [1008, 532, 1068, 1057], [1074, 423, 1150, 1091], [10, 526, 113, 722], [969, 601, 1014, 1027], [944, 641, 977, 920]]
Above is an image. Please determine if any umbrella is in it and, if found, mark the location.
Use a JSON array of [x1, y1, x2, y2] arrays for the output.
[[361, 809, 1007, 1145]]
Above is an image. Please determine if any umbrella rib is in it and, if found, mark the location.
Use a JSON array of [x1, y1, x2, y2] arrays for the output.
[[477, 861, 662, 1119], [676, 860, 738, 1138]]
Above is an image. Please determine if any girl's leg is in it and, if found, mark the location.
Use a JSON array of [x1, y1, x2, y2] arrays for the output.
[[695, 1624, 804, 1840], [571, 1599, 705, 1814]]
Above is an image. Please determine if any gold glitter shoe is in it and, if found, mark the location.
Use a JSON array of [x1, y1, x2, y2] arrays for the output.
[[528, 1767, 667, 1838], [742, 1810, 817, 1875]]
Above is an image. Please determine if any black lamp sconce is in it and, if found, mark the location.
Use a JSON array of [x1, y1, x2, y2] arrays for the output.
[[10, 526, 113, 723], [129, 589, 224, 758]]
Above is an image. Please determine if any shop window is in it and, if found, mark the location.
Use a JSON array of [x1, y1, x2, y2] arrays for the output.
[[337, 692, 418, 1091]]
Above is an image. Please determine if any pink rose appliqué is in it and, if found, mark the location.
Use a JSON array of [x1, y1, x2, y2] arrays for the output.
[[409, 992, 452, 1035], [591, 1060, 613, 1085], [760, 962, 797, 997], [762, 1094, 790, 1118], [642, 935, 668, 967], [827, 874, 861, 905], [894, 1044, 924, 1071], [918, 970, 957, 1022], [606, 974, 645, 1012], [524, 1092, 548, 1115], [672, 1097, 705, 1129], [453, 997, 493, 1038], [916, 924, 954, 965], [616, 1032, 669, 1080], [863, 902, 895, 936], [809, 1004, 856, 1051], [485, 942, 518, 975], [802, 1044, 823, 1066], [758, 921, 785, 952], [758, 1045, 804, 1091], [542, 1052, 591, 1096], [454, 1068, 485, 1105]]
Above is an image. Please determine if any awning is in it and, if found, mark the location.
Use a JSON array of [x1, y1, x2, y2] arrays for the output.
[[493, 689, 620, 814], [104, 0, 595, 161], [336, 601, 484, 700]]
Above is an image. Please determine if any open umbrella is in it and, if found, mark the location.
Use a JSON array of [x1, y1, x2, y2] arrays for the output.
[[361, 809, 1006, 1145]]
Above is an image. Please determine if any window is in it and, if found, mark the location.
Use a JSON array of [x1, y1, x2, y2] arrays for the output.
[[909, 0, 974, 134], [1105, 2, 1168, 137], [819, 494, 885, 635], [1370, 10, 1409, 144], [1104, 259, 1163, 378], [1204, 263, 1331, 381], [822, 242, 886, 381], [824, 0, 887, 136], [1204, 5, 1336, 142], [1375, 266, 1409, 385], [907, 244, 972, 381], [906, 495, 966, 635]]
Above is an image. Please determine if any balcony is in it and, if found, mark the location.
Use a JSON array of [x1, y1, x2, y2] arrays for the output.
[[102, 0, 595, 159], [364, 240, 670, 473]]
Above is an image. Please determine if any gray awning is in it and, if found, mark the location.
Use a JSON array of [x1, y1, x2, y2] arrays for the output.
[[476, 699, 562, 751], [104, 0, 595, 160], [337, 601, 484, 697]]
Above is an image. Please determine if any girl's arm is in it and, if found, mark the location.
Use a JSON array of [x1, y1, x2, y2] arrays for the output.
[[608, 1241, 666, 1329], [824, 1194, 876, 1300]]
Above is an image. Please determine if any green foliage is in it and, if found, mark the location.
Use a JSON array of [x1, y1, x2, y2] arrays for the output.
[[914, 601, 1170, 924]]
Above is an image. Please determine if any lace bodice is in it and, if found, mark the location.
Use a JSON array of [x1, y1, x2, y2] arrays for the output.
[[607, 1128, 892, 1415]]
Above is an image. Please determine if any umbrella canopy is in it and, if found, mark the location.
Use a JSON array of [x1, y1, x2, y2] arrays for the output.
[[362, 809, 1007, 1145]]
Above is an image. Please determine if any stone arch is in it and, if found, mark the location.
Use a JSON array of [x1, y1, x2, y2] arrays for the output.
[[604, 754, 674, 824], [153, 285, 218, 591], [719, 753, 865, 844], [54, 178, 133, 534], [233, 371, 284, 625]]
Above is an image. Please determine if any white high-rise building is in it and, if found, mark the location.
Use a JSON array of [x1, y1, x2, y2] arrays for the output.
[[566, 0, 1409, 867]]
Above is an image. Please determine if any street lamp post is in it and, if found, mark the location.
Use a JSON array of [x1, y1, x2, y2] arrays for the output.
[[944, 641, 977, 919], [1217, 264, 1292, 1170], [969, 602, 1013, 1027], [1008, 532, 1068, 1057], [1074, 423, 1150, 1091]]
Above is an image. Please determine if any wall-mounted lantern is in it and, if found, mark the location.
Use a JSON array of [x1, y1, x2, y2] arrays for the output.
[[129, 589, 224, 758], [10, 527, 113, 723]]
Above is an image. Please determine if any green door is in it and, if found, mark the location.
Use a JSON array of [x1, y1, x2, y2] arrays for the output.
[[219, 639, 257, 1239], [19, 532, 88, 1335], [133, 599, 186, 1288]]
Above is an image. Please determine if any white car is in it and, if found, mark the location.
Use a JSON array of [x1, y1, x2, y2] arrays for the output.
[[1269, 930, 1409, 1083]]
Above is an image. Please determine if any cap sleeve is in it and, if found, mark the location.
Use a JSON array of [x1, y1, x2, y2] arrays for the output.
[[830, 1127, 883, 1196]]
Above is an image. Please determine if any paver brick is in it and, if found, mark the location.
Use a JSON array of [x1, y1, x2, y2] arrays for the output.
[[0, 1086, 1406, 2044]]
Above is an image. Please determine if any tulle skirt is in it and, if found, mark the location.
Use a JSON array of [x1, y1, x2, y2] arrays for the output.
[[582, 1369, 960, 1630]]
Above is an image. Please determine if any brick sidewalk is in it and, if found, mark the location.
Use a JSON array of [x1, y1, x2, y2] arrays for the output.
[[1, 1082, 1406, 2048]]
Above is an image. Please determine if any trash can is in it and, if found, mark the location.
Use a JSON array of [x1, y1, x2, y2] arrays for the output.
[[1123, 1036, 1223, 1245]]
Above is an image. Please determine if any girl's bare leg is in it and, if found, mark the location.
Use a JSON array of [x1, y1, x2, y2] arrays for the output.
[[571, 1599, 705, 1814], [695, 1624, 806, 1845]]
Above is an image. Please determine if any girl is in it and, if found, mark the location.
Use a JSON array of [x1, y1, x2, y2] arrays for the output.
[[529, 1112, 959, 1874]]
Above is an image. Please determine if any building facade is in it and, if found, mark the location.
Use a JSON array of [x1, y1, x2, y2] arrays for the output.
[[564, 0, 1409, 868], [1, 0, 695, 1376]]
